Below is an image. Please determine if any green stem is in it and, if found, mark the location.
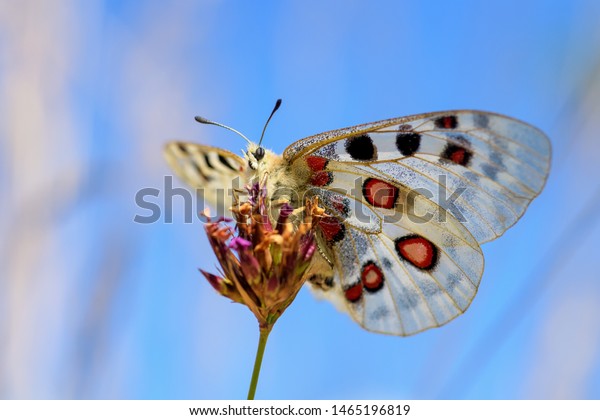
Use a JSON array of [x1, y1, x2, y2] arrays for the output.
[[247, 326, 271, 400]]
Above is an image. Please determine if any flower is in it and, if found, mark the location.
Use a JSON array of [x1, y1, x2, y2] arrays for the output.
[[199, 182, 324, 330]]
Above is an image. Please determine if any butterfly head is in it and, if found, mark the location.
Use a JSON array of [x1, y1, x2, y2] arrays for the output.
[[253, 146, 266, 162], [245, 143, 272, 171]]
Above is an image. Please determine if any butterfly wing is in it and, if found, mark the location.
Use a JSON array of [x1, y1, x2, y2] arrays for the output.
[[288, 110, 550, 335], [307, 175, 484, 336], [286, 110, 551, 243], [164, 141, 247, 214]]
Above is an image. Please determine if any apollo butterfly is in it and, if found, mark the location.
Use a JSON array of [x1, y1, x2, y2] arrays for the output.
[[165, 101, 551, 336]]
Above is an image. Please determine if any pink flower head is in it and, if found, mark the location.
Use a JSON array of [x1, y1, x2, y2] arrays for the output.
[[200, 183, 324, 329]]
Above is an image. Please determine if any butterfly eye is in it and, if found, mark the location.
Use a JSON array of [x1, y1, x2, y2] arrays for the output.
[[253, 147, 265, 161]]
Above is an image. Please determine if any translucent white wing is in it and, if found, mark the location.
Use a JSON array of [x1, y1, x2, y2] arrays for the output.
[[287, 110, 551, 243], [164, 142, 246, 214], [291, 110, 550, 335], [304, 166, 484, 335]]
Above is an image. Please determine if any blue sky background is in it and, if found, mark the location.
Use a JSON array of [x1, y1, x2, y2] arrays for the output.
[[2, 0, 600, 399]]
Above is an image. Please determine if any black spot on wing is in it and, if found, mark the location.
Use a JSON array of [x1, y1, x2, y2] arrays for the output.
[[191, 160, 211, 182], [218, 154, 237, 171], [203, 153, 215, 169], [396, 132, 421, 156], [345, 134, 377, 161], [308, 274, 334, 291]]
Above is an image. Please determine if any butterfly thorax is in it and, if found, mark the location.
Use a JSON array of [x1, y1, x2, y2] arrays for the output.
[[245, 143, 305, 220]]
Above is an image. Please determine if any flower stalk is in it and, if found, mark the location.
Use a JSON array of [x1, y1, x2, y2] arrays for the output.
[[247, 326, 271, 400]]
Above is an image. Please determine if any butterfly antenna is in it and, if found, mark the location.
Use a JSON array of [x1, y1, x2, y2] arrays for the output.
[[194, 116, 252, 143], [258, 99, 282, 147]]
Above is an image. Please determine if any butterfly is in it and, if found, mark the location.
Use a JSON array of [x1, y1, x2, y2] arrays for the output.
[[165, 102, 551, 336]]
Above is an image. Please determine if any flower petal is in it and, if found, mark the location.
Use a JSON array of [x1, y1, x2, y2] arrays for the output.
[[229, 236, 252, 251]]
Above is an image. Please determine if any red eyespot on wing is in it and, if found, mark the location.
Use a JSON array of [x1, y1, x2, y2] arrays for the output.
[[395, 235, 438, 270], [442, 144, 472, 166], [306, 156, 329, 172], [362, 178, 399, 209], [361, 261, 384, 292], [435, 115, 458, 129], [344, 283, 363, 303], [330, 195, 350, 217], [310, 171, 333, 186], [319, 216, 345, 243]]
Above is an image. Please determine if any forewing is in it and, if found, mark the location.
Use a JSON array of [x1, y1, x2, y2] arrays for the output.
[[164, 142, 246, 213], [287, 110, 551, 243]]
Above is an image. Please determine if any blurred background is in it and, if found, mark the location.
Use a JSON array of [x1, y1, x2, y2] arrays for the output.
[[1, 0, 600, 399]]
